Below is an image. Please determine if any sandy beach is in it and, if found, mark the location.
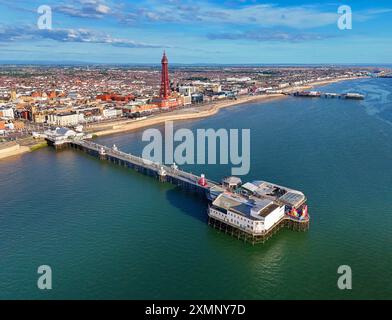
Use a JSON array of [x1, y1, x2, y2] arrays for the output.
[[0, 139, 47, 161], [91, 76, 364, 137], [91, 93, 284, 137], [0, 142, 31, 160]]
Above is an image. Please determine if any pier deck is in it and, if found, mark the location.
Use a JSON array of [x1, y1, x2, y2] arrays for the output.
[[50, 138, 220, 195]]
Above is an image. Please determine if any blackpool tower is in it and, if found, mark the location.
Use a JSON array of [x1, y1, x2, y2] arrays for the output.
[[159, 51, 170, 100]]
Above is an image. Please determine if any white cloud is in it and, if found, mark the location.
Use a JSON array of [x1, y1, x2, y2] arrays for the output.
[[0, 25, 162, 48], [56, 0, 112, 19], [124, 1, 392, 29]]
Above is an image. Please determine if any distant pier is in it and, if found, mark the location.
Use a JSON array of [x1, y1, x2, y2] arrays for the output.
[[292, 91, 365, 100]]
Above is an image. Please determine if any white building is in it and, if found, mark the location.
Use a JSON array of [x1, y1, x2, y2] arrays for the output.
[[209, 193, 285, 235], [103, 107, 123, 118], [44, 127, 84, 144], [238, 88, 249, 95], [0, 106, 15, 119], [183, 95, 192, 106], [211, 84, 222, 93], [226, 77, 251, 82], [179, 86, 197, 96], [47, 112, 84, 126]]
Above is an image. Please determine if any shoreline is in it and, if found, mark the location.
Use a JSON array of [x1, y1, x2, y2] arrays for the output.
[[0, 143, 31, 160], [92, 93, 284, 137], [0, 76, 365, 160], [91, 76, 365, 137], [0, 140, 47, 161]]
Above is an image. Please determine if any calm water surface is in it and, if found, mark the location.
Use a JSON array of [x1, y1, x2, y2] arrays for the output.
[[0, 78, 391, 299]]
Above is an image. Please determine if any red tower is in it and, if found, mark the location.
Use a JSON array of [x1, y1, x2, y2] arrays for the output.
[[160, 51, 170, 99]]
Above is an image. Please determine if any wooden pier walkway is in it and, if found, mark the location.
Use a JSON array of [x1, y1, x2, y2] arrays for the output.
[[49, 138, 221, 196]]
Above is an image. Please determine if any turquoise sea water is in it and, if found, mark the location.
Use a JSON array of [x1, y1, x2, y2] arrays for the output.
[[0, 78, 391, 299]]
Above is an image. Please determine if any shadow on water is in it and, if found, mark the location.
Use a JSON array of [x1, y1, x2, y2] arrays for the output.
[[68, 146, 210, 224], [165, 187, 209, 224]]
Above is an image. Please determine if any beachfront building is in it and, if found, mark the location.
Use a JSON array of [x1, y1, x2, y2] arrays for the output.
[[102, 107, 123, 119], [179, 86, 197, 96], [191, 93, 204, 104], [132, 104, 159, 114], [44, 127, 85, 145], [47, 112, 84, 126]]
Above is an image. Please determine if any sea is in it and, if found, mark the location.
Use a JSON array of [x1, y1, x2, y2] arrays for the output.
[[0, 77, 391, 299]]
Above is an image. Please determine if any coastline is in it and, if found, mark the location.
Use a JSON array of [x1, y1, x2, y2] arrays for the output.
[[92, 93, 284, 137], [0, 142, 31, 160], [0, 76, 364, 161], [90, 76, 364, 137], [0, 139, 47, 161]]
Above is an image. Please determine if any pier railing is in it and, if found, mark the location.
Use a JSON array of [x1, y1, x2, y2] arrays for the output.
[[72, 139, 220, 189]]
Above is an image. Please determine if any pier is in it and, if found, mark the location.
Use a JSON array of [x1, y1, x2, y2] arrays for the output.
[[46, 136, 310, 244], [292, 91, 365, 100], [56, 138, 220, 196], [208, 215, 309, 245]]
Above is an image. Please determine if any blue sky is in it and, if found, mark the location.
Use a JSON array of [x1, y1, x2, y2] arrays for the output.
[[0, 0, 391, 64]]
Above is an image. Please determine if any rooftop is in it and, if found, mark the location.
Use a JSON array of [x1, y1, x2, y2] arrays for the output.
[[212, 193, 282, 221], [243, 180, 306, 208]]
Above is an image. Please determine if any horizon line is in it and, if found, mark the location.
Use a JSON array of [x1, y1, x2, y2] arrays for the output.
[[0, 61, 391, 68]]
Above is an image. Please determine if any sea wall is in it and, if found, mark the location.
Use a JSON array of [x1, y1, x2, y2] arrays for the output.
[[0, 142, 30, 160]]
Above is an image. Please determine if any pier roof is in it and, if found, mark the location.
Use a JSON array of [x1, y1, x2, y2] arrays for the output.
[[213, 193, 282, 221], [279, 191, 306, 207], [249, 180, 306, 207]]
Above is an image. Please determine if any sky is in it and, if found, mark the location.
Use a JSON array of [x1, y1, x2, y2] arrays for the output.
[[0, 0, 391, 64]]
